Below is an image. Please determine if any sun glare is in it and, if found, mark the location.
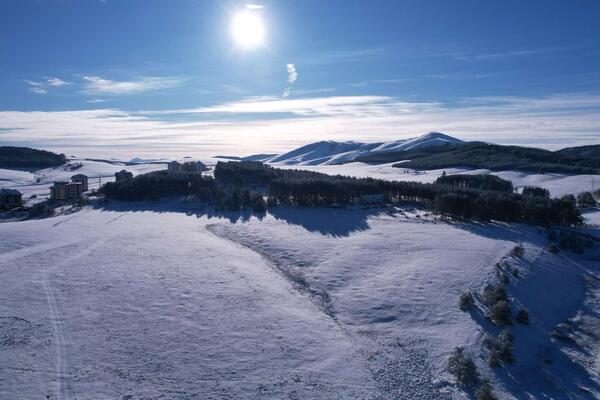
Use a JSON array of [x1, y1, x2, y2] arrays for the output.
[[231, 10, 265, 49]]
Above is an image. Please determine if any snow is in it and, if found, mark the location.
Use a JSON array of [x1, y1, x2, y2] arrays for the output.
[[259, 132, 463, 166], [277, 162, 600, 197], [0, 208, 375, 399], [0, 159, 167, 202], [1, 203, 599, 398]]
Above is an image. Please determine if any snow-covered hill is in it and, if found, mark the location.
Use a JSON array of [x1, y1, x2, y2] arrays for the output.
[[2, 204, 597, 398], [251, 132, 463, 166]]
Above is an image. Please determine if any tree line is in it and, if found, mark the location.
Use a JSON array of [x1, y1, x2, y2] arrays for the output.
[[100, 161, 582, 226]]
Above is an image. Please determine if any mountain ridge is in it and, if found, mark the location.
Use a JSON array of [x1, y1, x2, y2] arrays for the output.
[[243, 132, 464, 166]]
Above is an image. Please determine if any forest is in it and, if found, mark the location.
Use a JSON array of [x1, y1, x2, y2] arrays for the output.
[[100, 161, 582, 226], [355, 142, 600, 174], [0, 146, 66, 169]]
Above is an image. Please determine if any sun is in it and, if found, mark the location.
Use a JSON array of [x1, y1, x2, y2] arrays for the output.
[[231, 10, 265, 49]]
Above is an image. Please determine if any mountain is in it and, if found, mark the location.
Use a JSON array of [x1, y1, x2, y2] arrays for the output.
[[356, 141, 600, 175], [250, 132, 463, 166]]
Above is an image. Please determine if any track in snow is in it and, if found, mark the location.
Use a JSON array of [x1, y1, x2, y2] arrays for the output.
[[42, 276, 72, 400]]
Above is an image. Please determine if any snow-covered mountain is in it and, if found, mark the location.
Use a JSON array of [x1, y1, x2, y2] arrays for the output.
[[248, 132, 463, 166]]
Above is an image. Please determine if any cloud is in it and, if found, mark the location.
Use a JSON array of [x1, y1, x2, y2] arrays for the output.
[[282, 64, 298, 98], [81, 76, 183, 95], [2, 93, 600, 158], [25, 77, 69, 94], [245, 4, 263, 9]]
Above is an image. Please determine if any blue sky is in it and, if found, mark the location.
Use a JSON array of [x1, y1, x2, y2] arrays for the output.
[[1, 0, 600, 158]]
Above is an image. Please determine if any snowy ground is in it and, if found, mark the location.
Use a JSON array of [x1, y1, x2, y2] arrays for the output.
[[277, 162, 600, 198], [0, 159, 167, 204], [1, 203, 599, 399], [1, 157, 597, 204]]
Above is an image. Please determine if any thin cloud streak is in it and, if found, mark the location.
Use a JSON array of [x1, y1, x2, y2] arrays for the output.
[[81, 75, 183, 95]]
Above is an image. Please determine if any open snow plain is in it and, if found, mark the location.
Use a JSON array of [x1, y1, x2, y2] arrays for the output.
[[1, 202, 600, 399]]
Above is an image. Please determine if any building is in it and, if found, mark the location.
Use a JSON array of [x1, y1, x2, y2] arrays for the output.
[[50, 181, 83, 201], [167, 160, 207, 174], [0, 188, 23, 210], [71, 174, 89, 192], [115, 169, 133, 182]]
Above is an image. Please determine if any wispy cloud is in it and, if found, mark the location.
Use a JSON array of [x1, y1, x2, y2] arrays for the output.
[[299, 47, 385, 66], [81, 75, 183, 95], [245, 4, 263, 9], [25, 77, 69, 94], [2, 93, 600, 158], [282, 64, 298, 98], [451, 46, 580, 62]]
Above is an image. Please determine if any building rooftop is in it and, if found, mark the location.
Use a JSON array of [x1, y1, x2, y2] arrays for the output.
[[0, 188, 23, 196]]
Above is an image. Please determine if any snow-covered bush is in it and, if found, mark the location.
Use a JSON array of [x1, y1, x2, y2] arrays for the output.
[[489, 300, 512, 326], [475, 379, 497, 400], [510, 244, 524, 257], [498, 329, 515, 364], [459, 291, 475, 311], [447, 347, 478, 387], [487, 348, 500, 368], [483, 283, 507, 306]]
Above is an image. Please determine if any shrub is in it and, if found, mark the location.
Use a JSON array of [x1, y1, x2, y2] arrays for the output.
[[459, 291, 475, 311], [475, 379, 497, 400], [27, 202, 54, 218], [577, 191, 597, 208], [483, 284, 507, 306], [489, 300, 512, 326], [498, 329, 515, 364], [447, 347, 479, 387], [515, 308, 530, 325], [487, 348, 500, 368], [511, 244, 524, 257]]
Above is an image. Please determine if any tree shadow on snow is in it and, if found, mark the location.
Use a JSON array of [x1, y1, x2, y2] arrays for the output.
[[94, 200, 383, 237]]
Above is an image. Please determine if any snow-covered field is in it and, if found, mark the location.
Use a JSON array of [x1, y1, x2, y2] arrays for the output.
[[0, 159, 167, 203], [1, 203, 599, 399], [1, 153, 597, 204], [277, 162, 599, 197]]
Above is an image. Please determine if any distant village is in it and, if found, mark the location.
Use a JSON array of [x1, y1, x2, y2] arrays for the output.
[[0, 160, 206, 213]]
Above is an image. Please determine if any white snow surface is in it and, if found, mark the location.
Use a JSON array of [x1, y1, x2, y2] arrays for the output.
[[0, 159, 167, 203], [277, 162, 600, 197], [1, 204, 599, 399]]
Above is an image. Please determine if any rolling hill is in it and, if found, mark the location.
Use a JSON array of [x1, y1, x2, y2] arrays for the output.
[[246, 132, 463, 166]]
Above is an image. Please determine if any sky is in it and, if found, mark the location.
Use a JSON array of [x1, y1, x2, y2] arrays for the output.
[[1, 0, 600, 159]]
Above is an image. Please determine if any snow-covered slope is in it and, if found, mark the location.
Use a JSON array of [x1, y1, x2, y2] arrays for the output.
[[1, 200, 599, 398], [0, 159, 167, 202], [277, 162, 599, 197], [256, 132, 463, 166]]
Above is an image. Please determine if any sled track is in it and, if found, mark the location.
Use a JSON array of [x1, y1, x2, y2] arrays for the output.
[[43, 276, 72, 400]]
